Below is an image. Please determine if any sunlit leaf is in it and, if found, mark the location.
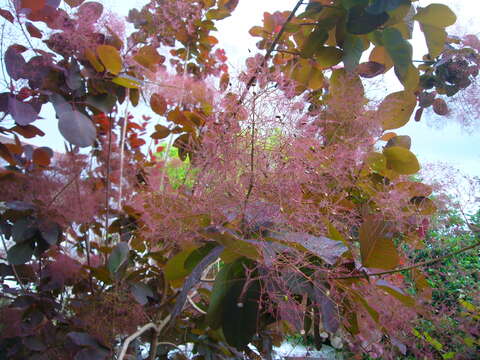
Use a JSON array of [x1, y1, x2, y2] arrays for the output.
[[414, 4, 456, 28], [383, 146, 420, 175], [84, 48, 104, 72], [133, 45, 163, 72], [314, 47, 343, 68], [378, 90, 416, 130], [420, 24, 446, 58], [369, 46, 393, 71], [97, 45, 122, 75], [112, 75, 141, 89]]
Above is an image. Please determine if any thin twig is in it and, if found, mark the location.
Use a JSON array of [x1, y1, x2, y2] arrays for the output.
[[239, 0, 304, 104]]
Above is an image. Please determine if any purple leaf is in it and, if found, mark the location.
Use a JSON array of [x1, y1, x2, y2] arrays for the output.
[[5, 46, 26, 80], [58, 109, 96, 147], [8, 97, 38, 125]]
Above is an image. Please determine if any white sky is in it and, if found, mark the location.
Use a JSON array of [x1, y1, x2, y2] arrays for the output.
[[12, 0, 480, 177]]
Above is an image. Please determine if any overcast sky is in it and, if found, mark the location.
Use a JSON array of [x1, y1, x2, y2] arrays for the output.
[[15, 0, 480, 178]]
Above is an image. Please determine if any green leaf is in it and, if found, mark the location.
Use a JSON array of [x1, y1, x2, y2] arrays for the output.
[[222, 279, 260, 350], [107, 242, 129, 274], [314, 47, 343, 68], [365, 152, 387, 172], [343, 35, 364, 71], [206, 259, 245, 329], [347, 6, 389, 35], [382, 27, 413, 82], [58, 110, 97, 148], [376, 280, 415, 307], [414, 4, 456, 28], [201, 226, 259, 261], [164, 247, 197, 282], [385, 135, 411, 149], [184, 242, 217, 272], [97, 45, 122, 75], [366, 0, 403, 15], [383, 146, 420, 175], [359, 216, 399, 269], [420, 24, 447, 58], [86, 93, 116, 114], [378, 90, 416, 130], [301, 27, 328, 58], [112, 75, 141, 89], [7, 242, 34, 265]]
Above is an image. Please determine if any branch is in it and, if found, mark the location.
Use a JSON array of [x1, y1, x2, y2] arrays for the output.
[[238, 0, 304, 104], [117, 315, 171, 360], [329, 239, 480, 280]]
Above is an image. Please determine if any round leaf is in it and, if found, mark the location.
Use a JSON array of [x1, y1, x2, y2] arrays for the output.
[[7, 242, 35, 265], [97, 45, 122, 75], [414, 4, 456, 28], [150, 94, 167, 115], [383, 146, 420, 175], [433, 98, 448, 115], [58, 110, 97, 147], [378, 91, 416, 130]]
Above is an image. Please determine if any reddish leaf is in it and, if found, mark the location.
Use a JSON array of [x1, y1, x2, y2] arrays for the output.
[[0, 143, 15, 165], [26, 22, 42, 38], [133, 45, 164, 72], [414, 107, 423, 122], [150, 94, 167, 115], [10, 124, 45, 138], [359, 216, 399, 270], [433, 98, 448, 115], [21, 0, 46, 12], [77, 1, 103, 22], [32, 147, 53, 166], [0, 9, 14, 23], [151, 124, 170, 140], [65, 0, 85, 7], [357, 61, 386, 78]]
